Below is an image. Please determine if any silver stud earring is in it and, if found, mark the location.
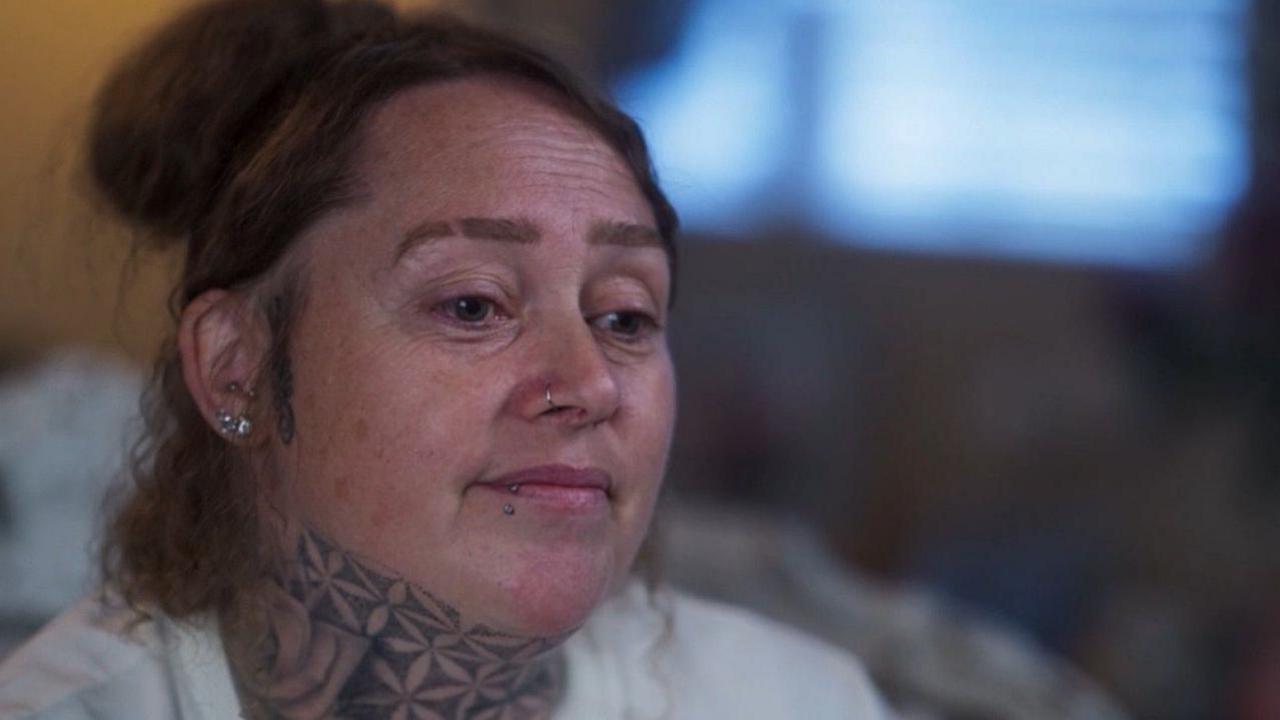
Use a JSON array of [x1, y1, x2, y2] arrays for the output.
[[217, 381, 255, 438], [215, 409, 253, 438]]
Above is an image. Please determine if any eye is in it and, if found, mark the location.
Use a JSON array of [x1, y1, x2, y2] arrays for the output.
[[437, 296, 497, 324], [592, 310, 658, 341]]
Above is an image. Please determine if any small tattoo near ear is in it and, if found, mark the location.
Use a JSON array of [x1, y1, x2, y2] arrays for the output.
[[274, 353, 295, 445], [266, 291, 298, 446]]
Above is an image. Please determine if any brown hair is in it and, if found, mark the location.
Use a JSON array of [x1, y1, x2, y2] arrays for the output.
[[94, 0, 677, 623]]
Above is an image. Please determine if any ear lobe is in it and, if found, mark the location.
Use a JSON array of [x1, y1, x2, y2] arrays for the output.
[[178, 289, 267, 439]]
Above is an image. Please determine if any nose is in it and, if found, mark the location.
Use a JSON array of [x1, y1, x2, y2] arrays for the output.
[[519, 316, 621, 428]]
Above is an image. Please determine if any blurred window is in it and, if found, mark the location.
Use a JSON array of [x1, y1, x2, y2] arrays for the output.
[[614, 0, 1248, 267]]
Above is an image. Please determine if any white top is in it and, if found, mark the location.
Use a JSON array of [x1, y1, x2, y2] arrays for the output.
[[0, 583, 887, 719]]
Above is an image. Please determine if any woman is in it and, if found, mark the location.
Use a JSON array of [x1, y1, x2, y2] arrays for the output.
[[0, 1, 884, 717]]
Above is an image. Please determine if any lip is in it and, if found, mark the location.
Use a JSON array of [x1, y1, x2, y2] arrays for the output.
[[478, 464, 613, 512], [487, 464, 613, 496]]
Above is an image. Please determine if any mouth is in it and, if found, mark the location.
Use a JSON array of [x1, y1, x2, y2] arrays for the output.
[[478, 464, 613, 511]]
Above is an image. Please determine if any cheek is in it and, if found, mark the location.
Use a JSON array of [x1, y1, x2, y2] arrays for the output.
[[646, 358, 678, 452], [613, 360, 676, 571], [624, 357, 677, 489], [660, 363, 677, 444], [281, 321, 497, 532]]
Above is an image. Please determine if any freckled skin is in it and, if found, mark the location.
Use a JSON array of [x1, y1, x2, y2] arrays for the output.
[[265, 76, 676, 638], [331, 474, 350, 501]]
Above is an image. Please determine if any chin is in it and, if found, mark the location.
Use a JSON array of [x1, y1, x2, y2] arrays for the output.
[[489, 546, 618, 637]]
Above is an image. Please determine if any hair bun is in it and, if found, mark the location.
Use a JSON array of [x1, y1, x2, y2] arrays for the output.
[[88, 0, 396, 243]]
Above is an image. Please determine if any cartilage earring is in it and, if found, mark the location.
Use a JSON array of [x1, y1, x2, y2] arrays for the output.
[[216, 409, 253, 438]]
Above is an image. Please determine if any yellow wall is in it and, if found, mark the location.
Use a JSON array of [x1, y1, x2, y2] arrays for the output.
[[0, 0, 592, 365], [0, 0, 185, 363]]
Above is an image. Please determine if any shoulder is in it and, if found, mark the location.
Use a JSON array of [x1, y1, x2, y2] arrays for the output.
[[0, 594, 157, 718], [0, 595, 183, 719], [663, 589, 887, 717], [563, 583, 888, 720]]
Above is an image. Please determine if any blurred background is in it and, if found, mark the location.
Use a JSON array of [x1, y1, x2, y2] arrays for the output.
[[3, 0, 1279, 718]]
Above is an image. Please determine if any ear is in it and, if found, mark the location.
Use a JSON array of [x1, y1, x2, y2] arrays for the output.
[[178, 289, 268, 443]]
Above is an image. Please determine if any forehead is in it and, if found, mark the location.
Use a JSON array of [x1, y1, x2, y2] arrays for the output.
[[350, 76, 654, 226]]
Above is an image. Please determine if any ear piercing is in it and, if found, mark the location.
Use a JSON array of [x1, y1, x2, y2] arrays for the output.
[[216, 381, 255, 438], [216, 409, 253, 438]]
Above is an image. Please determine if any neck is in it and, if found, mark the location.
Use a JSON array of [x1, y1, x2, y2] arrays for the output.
[[227, 525, 567, 720]]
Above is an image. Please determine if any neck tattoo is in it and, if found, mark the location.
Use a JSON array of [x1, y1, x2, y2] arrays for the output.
[[231, 527, 568, 719]]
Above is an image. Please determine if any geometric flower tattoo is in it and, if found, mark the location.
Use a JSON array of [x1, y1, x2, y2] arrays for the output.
[[241, 528, 567, 720]]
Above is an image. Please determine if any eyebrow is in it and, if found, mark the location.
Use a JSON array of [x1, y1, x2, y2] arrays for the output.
[[393, 217, 532, 264], [393, 216, 663, 264], [587, 220, 663, 249], [461, 217, 541, 243]]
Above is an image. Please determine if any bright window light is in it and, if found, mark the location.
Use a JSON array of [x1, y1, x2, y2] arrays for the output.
[[613, 0, 1248, 267]]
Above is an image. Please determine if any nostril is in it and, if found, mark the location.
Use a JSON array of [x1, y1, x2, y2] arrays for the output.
[[551, 406, 582, 421], [544, 405, 597, 427]]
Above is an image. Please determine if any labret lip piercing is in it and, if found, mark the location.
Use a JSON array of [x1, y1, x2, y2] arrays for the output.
[[503, 504, 515, 516]]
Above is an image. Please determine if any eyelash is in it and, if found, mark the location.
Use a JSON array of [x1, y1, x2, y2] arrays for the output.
[[430, 295, 660, 343], [433, 296, 505, 326], [590, 310, 660, 343]]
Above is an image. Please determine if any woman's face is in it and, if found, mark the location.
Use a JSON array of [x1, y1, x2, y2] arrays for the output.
[[269, 77, 675, 636]]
